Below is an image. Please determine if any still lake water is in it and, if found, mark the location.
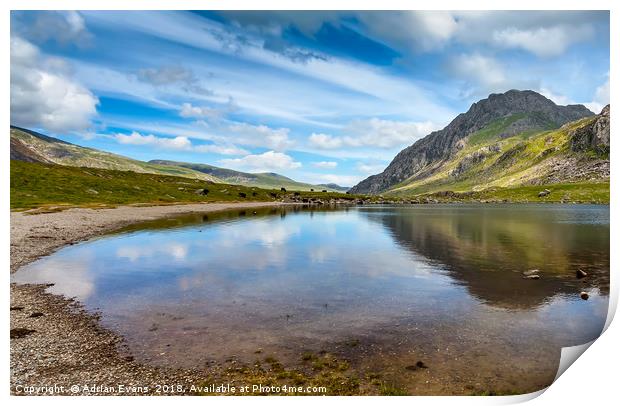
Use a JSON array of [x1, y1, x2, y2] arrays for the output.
[[12, 204, 610, 393]]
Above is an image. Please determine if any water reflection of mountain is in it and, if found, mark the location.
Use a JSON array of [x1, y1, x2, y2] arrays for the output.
[[362, 205, 610, 309]]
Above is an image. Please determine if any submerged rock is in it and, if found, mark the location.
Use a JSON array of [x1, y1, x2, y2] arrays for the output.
[[576, 269, 588, 279], [580, 292, 589, 300]]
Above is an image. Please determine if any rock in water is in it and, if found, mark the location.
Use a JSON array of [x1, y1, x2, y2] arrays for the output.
[[523, 269, 540, 276], [524, 275, 540, 280], [580, 292, 589, 300], [576, 269, 588, 279]]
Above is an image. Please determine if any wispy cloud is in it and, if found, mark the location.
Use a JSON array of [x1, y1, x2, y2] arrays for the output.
[[309, 119, 439, 150], [311, 161, 338, 169]]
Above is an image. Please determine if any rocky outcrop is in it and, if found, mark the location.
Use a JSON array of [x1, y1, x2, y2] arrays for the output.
[[450, 144, 501, 178], [10, 137, 52, 164], [349, 90, 593, 194], [570, 105, 610, 154]]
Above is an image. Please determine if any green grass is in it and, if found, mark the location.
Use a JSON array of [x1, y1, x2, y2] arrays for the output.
[[423, 181, 609, 204], [11, 160, 607, 211], [467, 113, 526, 145], [10, 160, 358, 211]]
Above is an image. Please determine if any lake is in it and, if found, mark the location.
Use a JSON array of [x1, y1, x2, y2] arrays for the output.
[[12, 204, 610, 394]]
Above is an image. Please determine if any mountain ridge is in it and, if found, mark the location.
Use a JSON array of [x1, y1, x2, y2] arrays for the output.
[[9, 126, 347, 192], [349, 90, 599, 195], [149, 159, 347, 191]]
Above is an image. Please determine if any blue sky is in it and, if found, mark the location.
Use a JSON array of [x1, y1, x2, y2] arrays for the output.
[[10, 11, 610, 186]]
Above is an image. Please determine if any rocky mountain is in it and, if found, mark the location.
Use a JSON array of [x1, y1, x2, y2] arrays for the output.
[[349, 90, 601, 195], [571, 104, 610, 154], [10, 126, 347, 192]]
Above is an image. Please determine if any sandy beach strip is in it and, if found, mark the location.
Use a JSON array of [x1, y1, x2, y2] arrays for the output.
[[10, 201, 286, 395]]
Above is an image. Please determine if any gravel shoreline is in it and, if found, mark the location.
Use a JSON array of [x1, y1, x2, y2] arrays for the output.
[[10, 202, 286, 396]]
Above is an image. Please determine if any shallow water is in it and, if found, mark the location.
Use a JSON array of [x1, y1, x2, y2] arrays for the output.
[[12, 204, 610, 394]]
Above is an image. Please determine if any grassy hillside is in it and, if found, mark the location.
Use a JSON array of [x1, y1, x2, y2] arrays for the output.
[[421, 181, 609, 204], [11, 127, 347, 192], [11, 127, 220, 182], [10, 160, 356, 211], [386, 114, 608, 198], [150, 160, 346, 192]]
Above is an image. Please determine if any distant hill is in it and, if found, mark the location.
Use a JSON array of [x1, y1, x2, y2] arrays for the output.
[[149, 160, 347, 192], [316, 183, 350, 192], [349, 90, 608, 196], [10, 126, 348, 192], [10, 126, 219, 182]]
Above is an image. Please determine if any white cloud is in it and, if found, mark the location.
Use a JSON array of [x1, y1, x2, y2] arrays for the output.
[[114, 131, 247, 155], [346, 118, 438, 148], [540, 75, 609, 114], [308, 133, 343, 149], [358, 11, 458, 51], [447, 53, 540, 98], [357, 11, 602, 57], [227, 122, 295, 151], [219, 151, 301, 172], [179, 102, 221, 119], [10, 36, 99, 132], [194, 143, 249, 155], [492, 25, 594, 58], [539, 87, 573, 106], [308, 119, 438, 150], [584, 76, 610, 114], [115, 131, 192, 150], [311, 161, 338, 169], [449, 53, 508, 92]]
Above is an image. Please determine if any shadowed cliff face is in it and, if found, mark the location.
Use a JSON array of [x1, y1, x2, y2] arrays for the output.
[[571, 104, 610, 154], [349, 90, 594, 194], [363, 205, 609, 309]]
